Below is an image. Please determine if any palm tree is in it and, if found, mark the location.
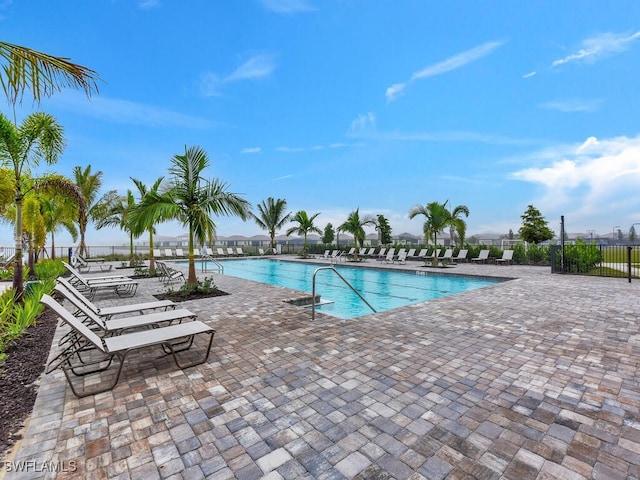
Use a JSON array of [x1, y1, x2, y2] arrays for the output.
[[286, 210, 321, 257], [408, 201, 452, 266], [129, 177, 164, 273], [338, 208, 376, 261], [72, 165, 119, 258], [250, 197, 291, 253], [0, 112, 65, 298], [0, 41, 98, 299], [96, 190, 137, 266], [448, 203, 470, 247], [0, 41, 99, 107], [40, 195, 78, 260], [136, 146, 250, 285]]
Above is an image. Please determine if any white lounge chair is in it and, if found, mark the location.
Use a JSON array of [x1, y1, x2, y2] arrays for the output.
[[236, 247, 245, 256], [413, 249, 428, 261], [175, 248, 185, 257], [62, 262, 138, 300], [73, 254, 113, 273], [440, 249, 454, 265], [471, 249, 490, 263], [394, 249, 408, 264], [41, 294, 215, 398], [379, 248, 394, 261], [56, 277, 175, 320], [54, 284, 195, 335], [164, 248, 174, 258], [495, 249, 514, 265], [452, 249, 468, 263], [156, 261, 186, 284], [217, 248, 225, 256]]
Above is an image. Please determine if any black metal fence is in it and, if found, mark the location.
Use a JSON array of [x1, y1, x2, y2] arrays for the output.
[[551, 244, 640, 281]]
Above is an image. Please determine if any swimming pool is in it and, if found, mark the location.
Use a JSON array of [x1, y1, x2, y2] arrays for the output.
[[188, 259, 500, 319]]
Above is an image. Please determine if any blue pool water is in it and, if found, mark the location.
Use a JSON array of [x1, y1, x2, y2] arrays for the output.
[[189, 259, 500, 319]]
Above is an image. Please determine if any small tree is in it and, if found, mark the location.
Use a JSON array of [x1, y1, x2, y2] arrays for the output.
[[518, 205, 554, 244], [376, 215, 393, 245], [338, 208, 376, 261], [322, 223, 334, 245], [286, 210, 321, 257], [250, 197, 291, 253], [630, 225, 637, 244]]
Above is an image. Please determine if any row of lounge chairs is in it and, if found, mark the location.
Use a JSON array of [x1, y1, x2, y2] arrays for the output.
[[154, 247, 248, 259], [322, 247, 514, 265], [43, 269, 214, 397]]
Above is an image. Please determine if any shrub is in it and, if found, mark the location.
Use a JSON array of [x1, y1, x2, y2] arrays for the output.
[[561, 239, 601, 273]]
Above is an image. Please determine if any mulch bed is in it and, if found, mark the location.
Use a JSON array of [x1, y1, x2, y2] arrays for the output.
[[0, 308, 58, 458]]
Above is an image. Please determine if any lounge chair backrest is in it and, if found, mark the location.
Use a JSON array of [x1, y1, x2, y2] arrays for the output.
[[442, 249, 453, 259], [236, 247, 244, 255], [480, 250, 489, 259], [502, 250, 514, 260], [154, 249, 162, 257], [456, 249, 468, 258], [217, 248, 225, 256], [258, 248, 265, 255], [407, 249, 416, 257], [53, 285, 107, 328], [62, 262, 90, 287], [56, 277, 100, 314], [175, 248, 184, 257], [192, 248, 200, 257], [417, 249, 428, 257], [41, 295, 105, 351]]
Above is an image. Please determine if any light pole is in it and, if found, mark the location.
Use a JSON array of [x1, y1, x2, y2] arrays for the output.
[[587, 229, 596, 243]]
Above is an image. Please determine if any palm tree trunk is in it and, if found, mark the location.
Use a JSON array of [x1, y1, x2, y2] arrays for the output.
[[148, 229, 155, 272], [50, 232, 56, 259], [187, 229, 197, 286], [13, 194, 24, 300], [129, 233, 134, 266]]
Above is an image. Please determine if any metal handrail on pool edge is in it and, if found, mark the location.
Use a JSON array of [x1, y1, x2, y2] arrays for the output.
[[201, 255, 224, 274], [311, 266, 376, 321]]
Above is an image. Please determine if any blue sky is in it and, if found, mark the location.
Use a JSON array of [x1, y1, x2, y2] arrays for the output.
[[3, 0, 640, 245]]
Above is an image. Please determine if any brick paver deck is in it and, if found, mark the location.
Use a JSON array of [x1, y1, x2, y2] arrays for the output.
[[5, 257, 640, 479]]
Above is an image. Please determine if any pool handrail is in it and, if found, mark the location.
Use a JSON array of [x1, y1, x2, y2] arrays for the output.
[[311, 266, 376, 321], [200, 253, 224, 274]]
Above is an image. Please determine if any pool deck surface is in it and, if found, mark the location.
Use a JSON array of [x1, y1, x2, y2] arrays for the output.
[[5, 256, 640, 479]]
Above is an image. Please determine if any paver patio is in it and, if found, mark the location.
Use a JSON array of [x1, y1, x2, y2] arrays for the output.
[[5, 257, 640, 479]]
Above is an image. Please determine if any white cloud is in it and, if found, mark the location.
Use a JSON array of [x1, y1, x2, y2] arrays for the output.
[[261, 0, 315, 14], [539, 98, 601, 113], [276, 146, 304, 153], [522, 71, 537, 79], [385, 83, 406, 102], [201, 54, 276, 97], [348, 112, 376, 135], [138, 0, 159, 9], [551, 31, 640, 67], [47, 91, 213, 129], [510, 134, 640, 230], [242, 147, 262, 154], [386, 40, 504, 102]]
